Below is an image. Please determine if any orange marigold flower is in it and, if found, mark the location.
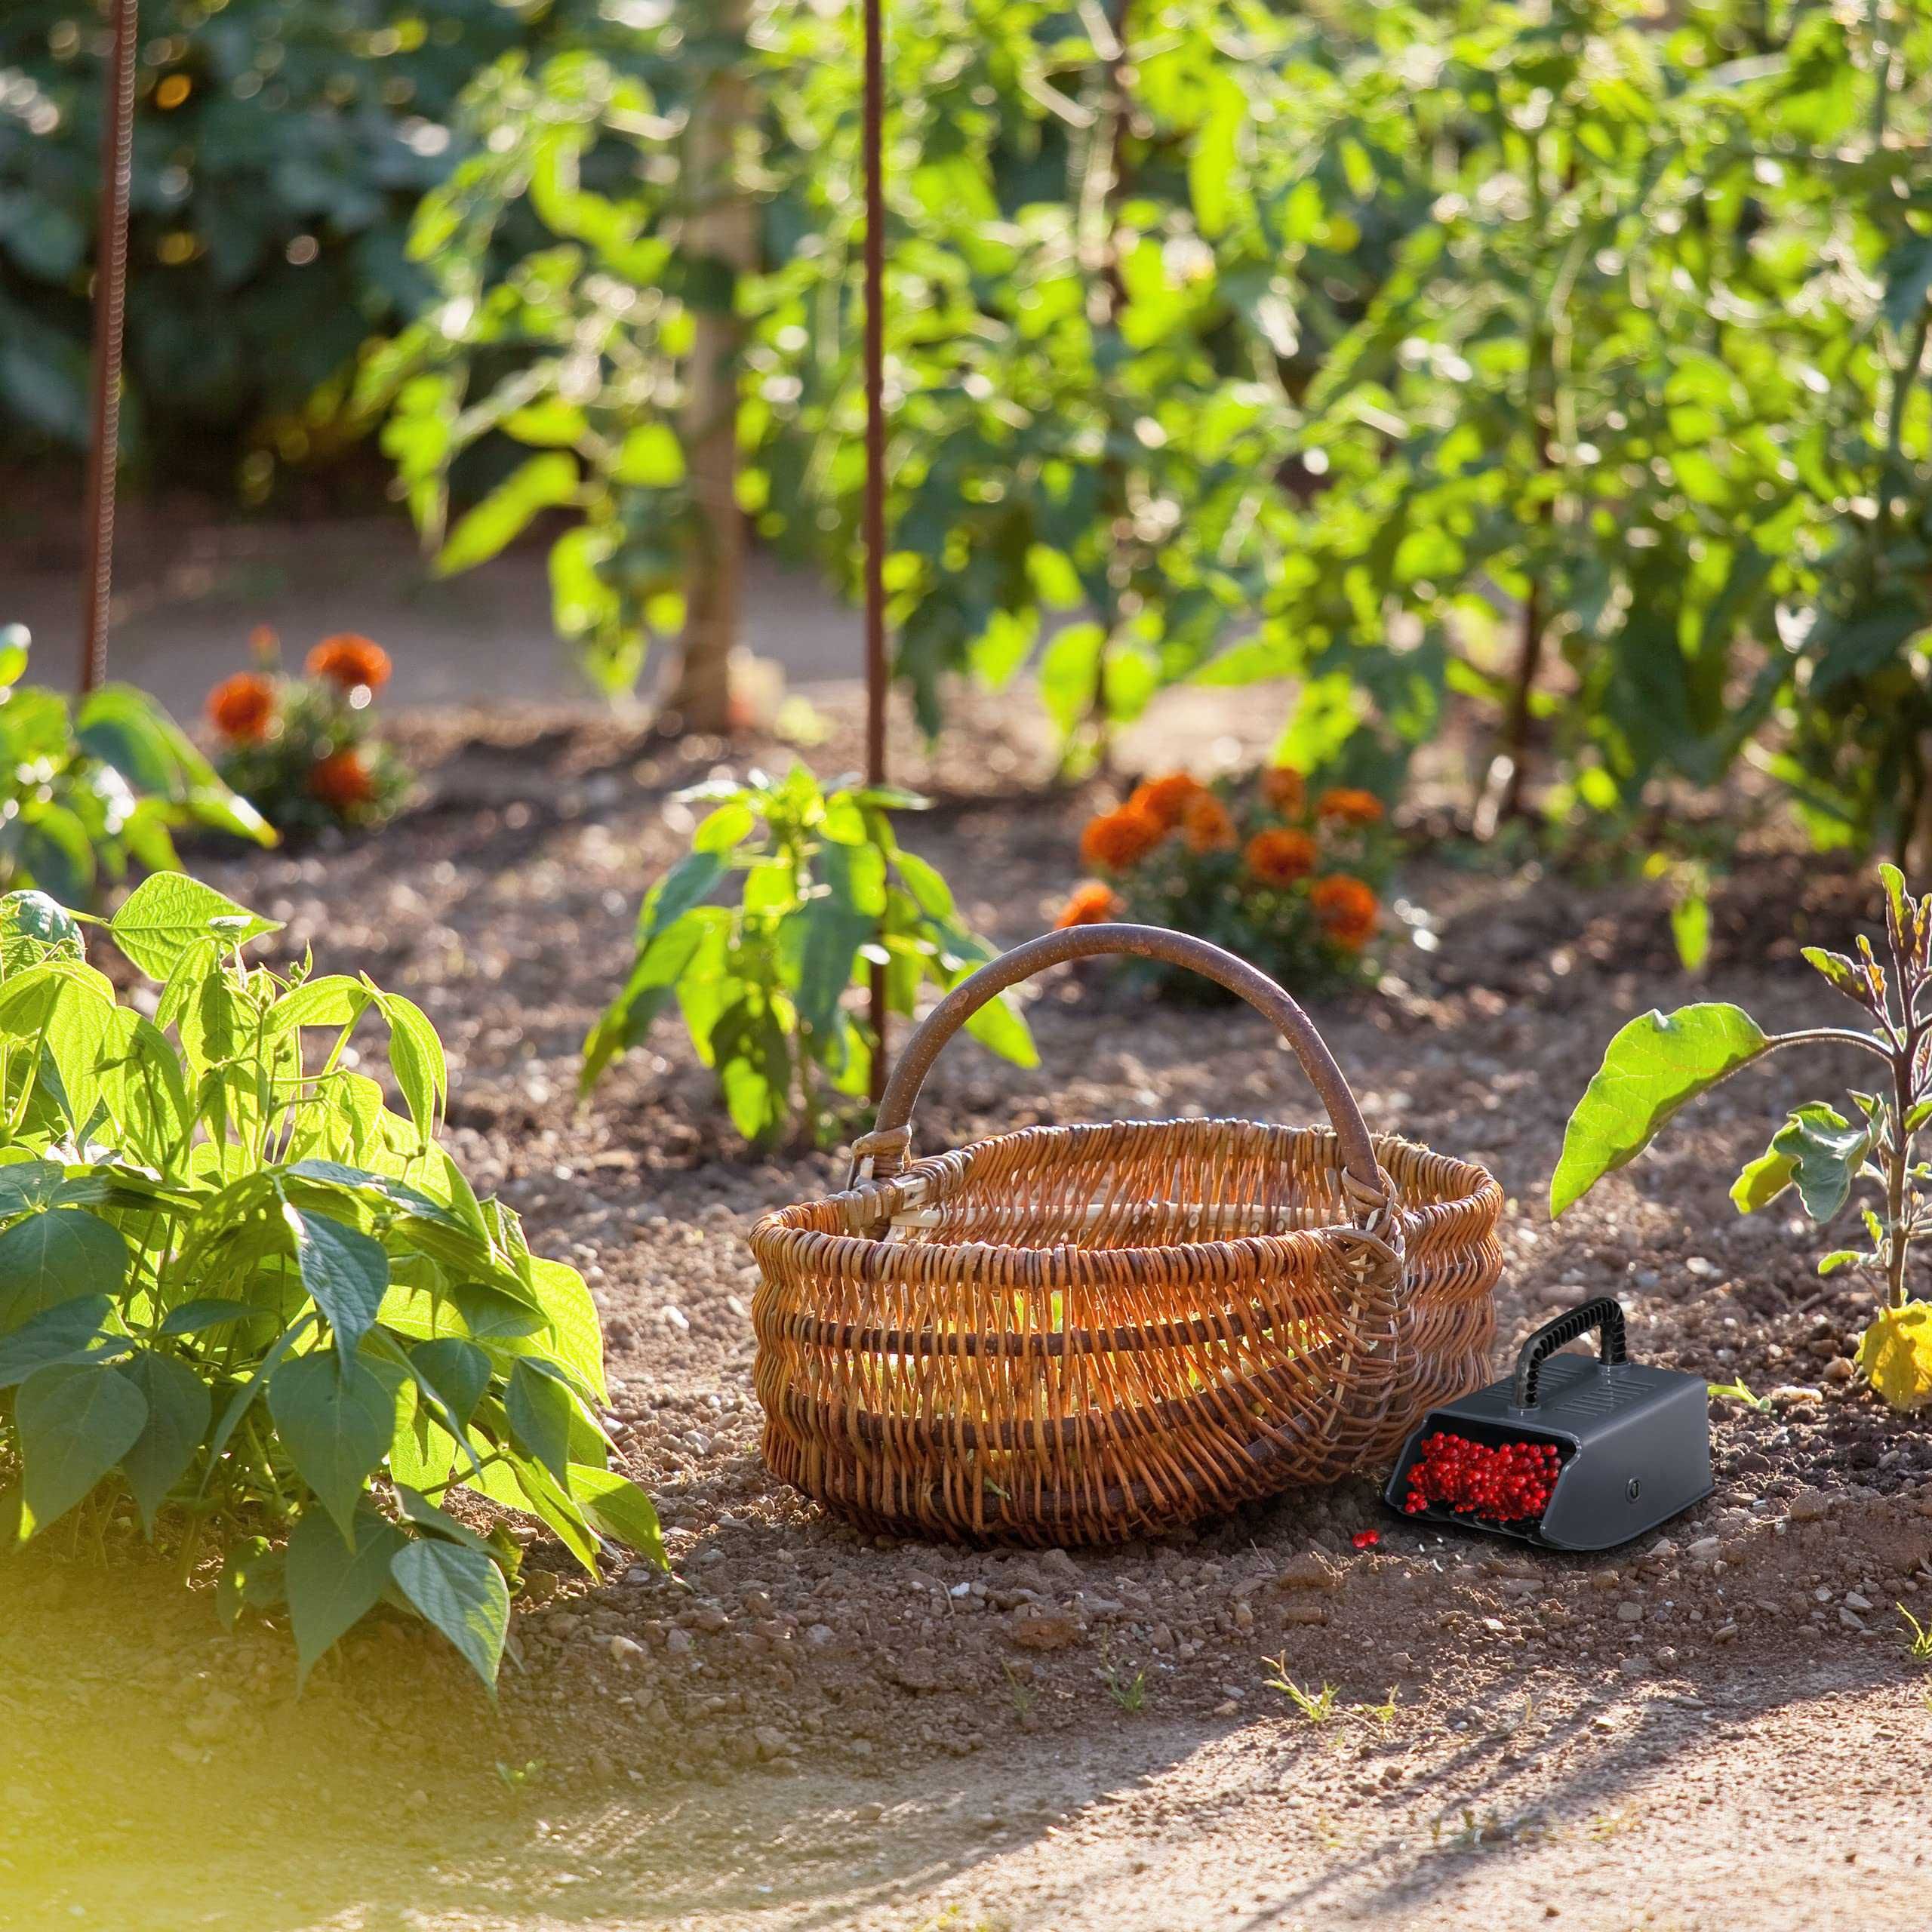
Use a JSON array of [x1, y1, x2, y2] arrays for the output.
[[1311, 873, 1380, 949], [1128, 771, 1201, 831], [307, 633, 391, 693], [207, 671, 276, 743], [1244, 828, 1317, 889], [310, 748, 377, 811], [1315, 786, 1385, 828], [1181, 791, 1236, 854], [1260, 764, 1306, 814], [1080, 804, 1166, 873], [1054, 881, 1123, 929]]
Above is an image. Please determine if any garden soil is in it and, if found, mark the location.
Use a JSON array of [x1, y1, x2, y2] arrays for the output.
[[3, 688, 1930, 1932]]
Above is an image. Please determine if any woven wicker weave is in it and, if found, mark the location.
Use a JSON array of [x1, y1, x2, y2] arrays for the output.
[[750, 924, 1503, 1545]]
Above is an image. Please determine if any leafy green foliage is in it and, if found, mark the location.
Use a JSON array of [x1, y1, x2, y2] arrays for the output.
[[0, 626, 272, 903], [583, 767, 1035, 1145], [0, 0, 603, 479], [0, 873, 663, 1686], [1553, 866, 1932, 1407], [1550, 1004, 1770, 1217]]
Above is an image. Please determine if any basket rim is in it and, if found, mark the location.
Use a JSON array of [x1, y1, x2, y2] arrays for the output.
[[751, 1118, 1500, 1275]]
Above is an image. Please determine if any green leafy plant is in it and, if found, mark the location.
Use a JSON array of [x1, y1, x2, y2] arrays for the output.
[[0, 873, 662, 1687], [1552, 865, 1931, 1409], [0, 624, 272, 902], [1263, 1660, 1339, 1724], [583, 766, 1035, 1145], [206, 629, 412, 841]]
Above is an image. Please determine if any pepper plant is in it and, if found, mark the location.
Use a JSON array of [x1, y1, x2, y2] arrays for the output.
[[0, 623, 273, 902], [0, 873, 661, 1687], [584, 767, 1034, 1144], [1552, 866, 1932, 1409]]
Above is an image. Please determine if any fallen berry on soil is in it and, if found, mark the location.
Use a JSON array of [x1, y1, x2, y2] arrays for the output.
[[1352, 1530, 1381, 1550]]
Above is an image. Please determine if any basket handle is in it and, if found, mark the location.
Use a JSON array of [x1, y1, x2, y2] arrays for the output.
[[1512, 1297, 1628, 1409], [853, 921, 1389, 1214]]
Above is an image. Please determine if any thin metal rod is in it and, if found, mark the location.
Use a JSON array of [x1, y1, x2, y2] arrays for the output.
[[80, 0, 138, 694], [863, 0, 889, 1097]]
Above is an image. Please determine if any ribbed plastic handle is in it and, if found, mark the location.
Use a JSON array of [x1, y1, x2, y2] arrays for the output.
[[1512, 1297, 1628, 1409], [856, 921, 1388, 1209]]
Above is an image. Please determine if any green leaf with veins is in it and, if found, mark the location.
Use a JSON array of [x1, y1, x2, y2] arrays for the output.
[[1767, 1105, 1872, 1221], [15, 1361, 147, 1533], [285, 1506, 409, 1688], [1551, 1005, 1769, 1218], [266, 1352, 398, 1541], [390, 1540, 510, 1690]]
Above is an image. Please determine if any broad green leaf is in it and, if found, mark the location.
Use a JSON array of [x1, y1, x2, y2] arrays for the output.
[[118, 1350, 213, 1531], [1730, 1147, 1795, 1215], [569, 1465, 667, 1567], [0, 1295, 125, 1388], [284, 1204, 389, 1361], [1550, 1005, 1769, 1217], [435, 453, 580, 576], [505, 1358, 574, 1486], [389, 1539, 509, 1689], [1768, 1104, 1871, 1220], [0, 1208, 130, 1333], [528, 1257, 607, 1405], [409, 1338, 492, 1431], [285, 1506, 408, 1687], [963, 991, 1038, 1068], [0, 892, 83, 976], [371, 989, 446, 1138], [109, 873, 281, 978], [1801, 946, 1869, 1004], [269, 977, 371, 1032], [16, 1361, 147, 1533], [267, 1352, 398, 1540]]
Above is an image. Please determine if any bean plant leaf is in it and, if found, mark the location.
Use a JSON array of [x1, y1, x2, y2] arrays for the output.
[[107, 873, 281, 978], [285, 1505, 409, 1688], [389, 1539, 510, 1690], [409, 1338, 492, 1431], [267, 1352, 399, 1540], [505, 1358, 575, 1486], [1551, 1004, 1770, 1217], [0, 892, 84, 976], [285, 1205, 389, 1362], [216, 1537, 285, 1630], [0, 1295, 126, 1388], [0, 1208, 131, 1332], [569, 1464, 668, 1568], [15, 1361, 148, 1533], [118, 1349, 213, 1531]]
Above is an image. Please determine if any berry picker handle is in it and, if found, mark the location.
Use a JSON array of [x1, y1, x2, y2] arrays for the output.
[[1513, 1297, 1628, 1410], [857, 922, 1388, 1211]]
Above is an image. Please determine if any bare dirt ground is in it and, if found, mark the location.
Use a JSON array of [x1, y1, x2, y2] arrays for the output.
[[2, 679, 1931, 1932]]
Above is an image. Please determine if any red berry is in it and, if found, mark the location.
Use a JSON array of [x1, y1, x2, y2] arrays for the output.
[[1352, 1529, 1381, 1551]]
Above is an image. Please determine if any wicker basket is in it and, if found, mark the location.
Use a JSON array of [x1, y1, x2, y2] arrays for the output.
[[750, 924, 1503, 1546]]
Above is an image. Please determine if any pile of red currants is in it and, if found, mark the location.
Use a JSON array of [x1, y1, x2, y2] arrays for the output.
[[1401, 1430, 1562, 1524]]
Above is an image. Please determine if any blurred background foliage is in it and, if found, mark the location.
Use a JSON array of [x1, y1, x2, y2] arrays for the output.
[[5, 0, 1932, 865]]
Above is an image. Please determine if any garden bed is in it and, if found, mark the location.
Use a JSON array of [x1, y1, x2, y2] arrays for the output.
[[6, 689, 1932, 1929]]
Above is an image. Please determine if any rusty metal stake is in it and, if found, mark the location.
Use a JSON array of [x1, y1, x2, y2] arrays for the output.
[[79, 0, 138, 696], [863, 0, 889, 1100]]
